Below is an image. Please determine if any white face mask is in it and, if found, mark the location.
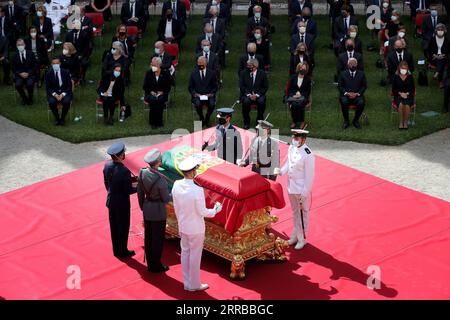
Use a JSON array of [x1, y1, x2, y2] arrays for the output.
[[254, 33, 262, 40], [437, 30, 445, 37], [254, 12, 261, 19], [291, 139, 299, 147], [151, 66, 158, 72], [400, 68, 408, 75], [30, 32, 37, 38], [299, 26, 306, 34], [398, 31, 405, 38], [350, 32, 357, 38], [37, 11, 43, 17], [62, 49, 69, 55], [8, 1, 13, 6], [206, 32, 213, 38], [383, 2, 389, 8]]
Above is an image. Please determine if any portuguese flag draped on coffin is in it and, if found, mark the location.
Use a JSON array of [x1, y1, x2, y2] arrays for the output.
[[159, 146, 286, 234]]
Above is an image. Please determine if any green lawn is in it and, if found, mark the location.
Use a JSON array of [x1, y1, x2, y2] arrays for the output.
[[0, 15, 448, 144]]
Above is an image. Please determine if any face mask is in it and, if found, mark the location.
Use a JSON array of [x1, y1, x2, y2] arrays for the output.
[[212, 0, 217, 4], [62, 49, 69, 55], [248, 51, 255, 57], [8, 1, 13, 6], [349, 65, 357, 72], [37, 11, 43, 17], [291, 139, 299, 147], [151, 66, 158, 72], [341, 11, 348, 17], [303, 15, 310, 21], [119, 31, 126, 37], [299, 69, 307, 75], [254, 33, 262, 40], [206, 32, 213, 38], [299, 26, 306, 34], [17, 45, 25, 52], [247, 66, 253, 72], [113, 70, 121, 78], [30, 32, 37, 38], [52, 64, 60, 72], [350, 32, 357, 38], [203, 46, 210, 53], [198, 65, 205, 70], [395, 47, 403, 53], [218, 117, 226, 125], [437, 30, 445, 37], [398, 31, 405, 38], [254, 12, 261, 19], [154, 48, 160, 55], [346, 45, 354, 51], [111, 48, 117, 54], [400, 69, 408, 75], [130, 0, 136, 3], [391, 15, 398, 22], [298, 49, 306, 54], [382, 2, 389, 8], [431, 10, 438, 17]]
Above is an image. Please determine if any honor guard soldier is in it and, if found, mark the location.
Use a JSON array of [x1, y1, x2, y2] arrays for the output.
[[275, 129, 315, 250], [238, 120, 280, 181], [172, 157, 223, 291], [137, 149, 172, 273], [103, 142, 137, 258], [202, 107, 243, 165]]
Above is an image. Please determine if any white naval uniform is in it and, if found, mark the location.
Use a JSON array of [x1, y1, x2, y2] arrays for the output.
[[280, 143, 315, 243], [45, 0, 70, 40], [172, 178, 217, 290]]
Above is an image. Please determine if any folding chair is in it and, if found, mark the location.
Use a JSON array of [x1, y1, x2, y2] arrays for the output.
[[95, 98, 121, 122], [144, 100, 168, 123], [390, 91, 417, 126]]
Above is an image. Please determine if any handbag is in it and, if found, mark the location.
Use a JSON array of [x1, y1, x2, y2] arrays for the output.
[[124, 103, 132, 118]]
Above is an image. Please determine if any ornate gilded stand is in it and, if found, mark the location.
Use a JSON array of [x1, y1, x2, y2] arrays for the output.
[[165, 204, 288, 280]]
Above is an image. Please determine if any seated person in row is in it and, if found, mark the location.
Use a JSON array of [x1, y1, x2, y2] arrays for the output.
[[333, 5, 358, 53], [196, 23, 222, 56], [247, 26, 270, 69], [289, 0, 313, 20], [338, 58, 367, 129], [26, 25, 49, 77], [157, 8, 184, 44], [189, 56, 217, 127], [0, 32, 10, 85], [98, 64, 125, 125], [204, 5, 226, 39], [336, 38, 364, 76], [196, 39, 220, 79], [32, 5, 53, 50], [13, 38, 37, 105], [59, 42, 80, 85], [392, 61, 415, 130], [247, 5, 269, 38], [143, 57, 172, 129], [112, 24, 137, 62], [204, 0, 230, 24], [387, 39, 414, 83], [120, 0, 146, 33], [287, 62, 311, 129], [45, 57, 72, 126], [289, 42, 312, 76], [337, 25, 362, 56], [426, 23, 450, 88], [102, 41, 129, 82], [66, 19, 92, 82], [239, 42, 264, 75], [162, 0, 187, 29], [152, 40, 174, 75], [291, 20, 315, 61], [248, 0, 271, 21], [290, 7, 317, 40]]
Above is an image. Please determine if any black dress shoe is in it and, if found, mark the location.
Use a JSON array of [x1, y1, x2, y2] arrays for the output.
[[342, 121, 350, 129], [353, 121, 361, 129], [243, 125, 250, 130], [149, 264, 170, 273]]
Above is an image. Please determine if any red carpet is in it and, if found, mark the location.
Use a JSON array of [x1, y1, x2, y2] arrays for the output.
[[1, 128, 449, 300]]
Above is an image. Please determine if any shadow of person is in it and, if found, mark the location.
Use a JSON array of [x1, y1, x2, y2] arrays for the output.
[[121, 241, 217, 300], [0, 296, 5, 300], [289, 243, 398, 298]]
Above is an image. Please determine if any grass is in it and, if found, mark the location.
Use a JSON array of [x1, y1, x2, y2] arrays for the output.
[[0, 15, 448, 144]]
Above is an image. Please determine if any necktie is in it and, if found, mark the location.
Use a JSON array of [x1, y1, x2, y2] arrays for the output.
[[10, 6, 12, 17], [300, 35, 304, 43], [55, 72, 62, 86], [205, 52, 208, 60], [433, 17, 436, 28], [172, 3, 177, 19], [256, 18, 259, 24], [352, 72, 355, 78], [201, 70, 204, 80], [211, 20, 215, 33], [21, 53, 25, 63], [130, 4, 134, 17], [349, 52, 353, 58], [398, 53, 402, 61], [74, 32, 78, 43], [252, 72, 255, 85]]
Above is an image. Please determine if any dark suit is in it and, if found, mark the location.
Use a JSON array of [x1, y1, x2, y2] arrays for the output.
[[112, 36, 136, 61], [443, 55, 450, 112], [196, 51, 220, 76], [25, 37, 49, 67], [66, 29, 92, 81], [102, 53, 128, 79], [287, 74, 311, 124], [426, 36, 450, 81], [289, 0, 313, 18], [421, 15, 444, 49], [162, 0, 186, 26], [204, 17, 226, 39], [0, 34, 10, 83], [289, 53, 311, 76], [338, 69, 367, 123], [157, 18, 184, 43], [290, 16, 317, 39], [12, 49, 37, 104], [248, 1, 271, 20], [152, 52, 173, 72], [333, 15, 358, 43], [410, 0, 430, 18], [121, 0, 146, 31], [204, 2, 230, 22], [338, 35, 362, 56], [0, 15, 12, 41], [246, 16, 269, 38], [32, 17, 53, 48], [45, 68, 73, 122], [196, 32, 222, 54], [387, 50, 414, 81], [59, 54, 81, 80], [97, 72, 126, 121], [290, 32, 315, 60], [247, 35, 271, 66], [238, 53, 264, 74], [143, 69, 172, 127], [80, 14, 93, 33], [103, 161, 137, 257], [189, 67, 218, 125], [4, 4, 24, 39], [239, 68, 268, 127], [337, 51, 364, 74]]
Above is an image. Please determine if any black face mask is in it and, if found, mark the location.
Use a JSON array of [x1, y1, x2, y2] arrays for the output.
[[395, 48, 403, 53], [167, 14, 173, 20], [298, 50, 306, 54], [349, 66, 357, 72], [119, 32, 126, 37], [198, 65, 205, 70], [248, 51, 255, 57], [247, 67, 254, 72], [303, 16, 310, 21], [45, 0, 51, 3], [218, 117, 226, 125], [299, 69, 307, 75], [346, 45, 354, 51]]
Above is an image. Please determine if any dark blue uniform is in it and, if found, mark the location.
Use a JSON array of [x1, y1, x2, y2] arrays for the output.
[[103, 161, 137, 257]]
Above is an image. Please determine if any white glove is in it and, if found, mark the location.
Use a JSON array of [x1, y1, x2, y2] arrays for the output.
[[214, 202, 223, 213], [237, 159, 245, 167], [273, 167, 281, 176]]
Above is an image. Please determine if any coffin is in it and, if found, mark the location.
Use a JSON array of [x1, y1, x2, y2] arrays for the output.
[[161, 146, 288, 279]]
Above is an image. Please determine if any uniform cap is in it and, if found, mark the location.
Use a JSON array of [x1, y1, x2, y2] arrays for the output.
[[144, 149, 162, 164], [107, 142, 126, 156], [178, 156, 200, 172]]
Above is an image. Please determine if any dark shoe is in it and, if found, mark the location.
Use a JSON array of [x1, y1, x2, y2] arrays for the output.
[[243, 124, 250, 130], [59, 119, 65, 126], [352, 120, 361, 129], [116, 250, 136, 259], [149, 264, 169, 273], [55, 120, 61, 126], [342, 121, 350, 129]]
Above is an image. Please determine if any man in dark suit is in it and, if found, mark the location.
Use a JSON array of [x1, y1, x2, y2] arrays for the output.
[[79, 7, 93, 33], [4, 0, 24, 42], [238, 42, 264, 74], [162, 0, 186, 29], [239, 58, 268, 129], [289, 0, 313, 19], [387, 39, 414, 82], [338, 58, 367, 129], [196, 39, 220, 77], [0, 33, 10, 84], [410, 0, 430, 19], [204, 0, 230, 23], [0, 7, 12, 42], [121, 0, 146, 32], [12, 38, 36, 105], [333, 5, 358, 47], [45, 58, 73, 125], [152, 40, 173, 73], [247, 5, 269, 38], [290, 20, 315, 59], [421, 4, 443, 50], [204, 5, 226, 39], [65, 20, 92, 82], [336, 38, 364, 75], [157, 9, 184, 44], [290, 7, 317, 39], [196, 23, 222, 54], [189, 56, 218, 127]]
